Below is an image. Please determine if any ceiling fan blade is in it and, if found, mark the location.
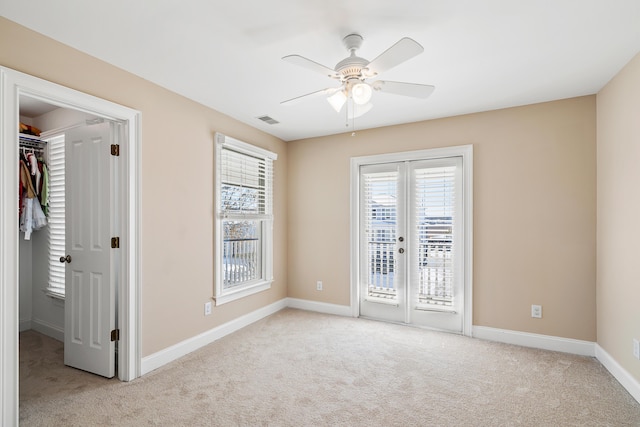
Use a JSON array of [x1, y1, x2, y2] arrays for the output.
[[364, 38, 424, 76], [372, 81, 435, 98], [282, 55, 339, 79], [281, 87, 340, 106]]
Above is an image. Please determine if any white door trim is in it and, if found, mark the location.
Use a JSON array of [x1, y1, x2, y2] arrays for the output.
[[0, 66, 142, 425], [350, 145, 473, 335]]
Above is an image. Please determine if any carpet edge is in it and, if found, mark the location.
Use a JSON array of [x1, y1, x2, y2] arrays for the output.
[[140, 298, 288, 375], [596, 344, 640, 404]]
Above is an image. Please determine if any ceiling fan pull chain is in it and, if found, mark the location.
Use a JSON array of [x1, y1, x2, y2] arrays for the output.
[[345, 99, 349, 128], [350, 98, 357, 136]]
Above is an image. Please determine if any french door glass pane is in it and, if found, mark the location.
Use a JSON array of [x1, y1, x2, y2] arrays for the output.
[[223, 220, 261, 289], [363, 171, 398, 301], [414, 166, 456, 309]]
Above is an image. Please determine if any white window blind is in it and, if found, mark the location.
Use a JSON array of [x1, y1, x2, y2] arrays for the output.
[[220, 147, 273, 218], [363, 170, 398, 300], [414, 165, 456, 308], [46, 134, 65, 297], [215, 133, 276, 304]]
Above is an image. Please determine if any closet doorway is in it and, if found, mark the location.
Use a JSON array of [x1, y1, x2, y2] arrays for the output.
[[19, 100, 118, 378], [1, 66, 141, 425]]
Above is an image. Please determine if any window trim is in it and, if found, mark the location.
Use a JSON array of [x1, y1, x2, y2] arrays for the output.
[[214, 133, 277, 305]]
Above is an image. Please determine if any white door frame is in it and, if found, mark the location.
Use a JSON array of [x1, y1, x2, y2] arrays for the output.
[[350, 145, 473, 335], [0, 66, 142, 425]]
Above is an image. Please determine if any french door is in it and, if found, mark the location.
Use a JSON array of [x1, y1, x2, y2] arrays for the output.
[[359, 157, 464, 333]]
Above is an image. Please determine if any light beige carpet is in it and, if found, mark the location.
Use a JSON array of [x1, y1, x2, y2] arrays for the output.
[[20, 308, 640, 426]]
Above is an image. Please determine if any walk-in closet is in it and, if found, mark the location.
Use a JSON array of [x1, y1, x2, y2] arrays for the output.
[[18, 97, 94, 342]]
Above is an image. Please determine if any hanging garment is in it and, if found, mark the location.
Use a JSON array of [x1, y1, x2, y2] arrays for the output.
[[19, 165, 24, 218], [19, 154, 47, 239], [20, 197, 34, 240], [27, 152, 41, 196], [40, 163, 50, 215], [32, 197, 47, 229], [19, 195, 47, 240], [20, 160, 36, 198]]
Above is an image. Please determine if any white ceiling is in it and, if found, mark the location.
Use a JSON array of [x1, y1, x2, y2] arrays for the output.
[[2, 1, 639, 141]]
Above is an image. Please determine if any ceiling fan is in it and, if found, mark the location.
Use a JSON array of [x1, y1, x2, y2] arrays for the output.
[[281, 33, 435, 117]]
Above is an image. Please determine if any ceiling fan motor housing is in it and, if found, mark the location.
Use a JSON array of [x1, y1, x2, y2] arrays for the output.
[[343, 33, 364, 51], [335, 33, 369, 82]]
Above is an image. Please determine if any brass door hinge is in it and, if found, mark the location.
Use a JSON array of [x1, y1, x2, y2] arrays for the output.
[[110, 144, 120, 156], [111, 237, 120, 248], [110, 329, 120, 342]]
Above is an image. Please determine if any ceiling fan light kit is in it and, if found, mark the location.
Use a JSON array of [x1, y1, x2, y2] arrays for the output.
[[281, 32, 435, 120], [327, 89, 347, 112], [351, 82, 372, 105]]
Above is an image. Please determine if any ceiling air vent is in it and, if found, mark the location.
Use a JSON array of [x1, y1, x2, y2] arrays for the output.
[[257, 115, 279, 125]]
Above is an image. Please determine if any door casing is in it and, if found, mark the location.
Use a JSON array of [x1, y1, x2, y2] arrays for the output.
[[350, 145, 473, 334], [0, 66, 142, 425]]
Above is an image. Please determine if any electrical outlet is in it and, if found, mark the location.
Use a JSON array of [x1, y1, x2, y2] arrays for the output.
[[633, 338, 640, 360], [316, 281, 323, 291], [204, 301, 212, 316], [531, 304, 542, 319]]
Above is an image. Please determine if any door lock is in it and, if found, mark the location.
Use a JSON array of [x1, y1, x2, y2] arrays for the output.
[[59, 255, 72, 263], [398, 248, 405, 254], [398, 237, 404, 242]]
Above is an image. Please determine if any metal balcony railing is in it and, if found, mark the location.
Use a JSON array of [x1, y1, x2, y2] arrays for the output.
[[366, 239, 453, 306], [223, 238, 259, 288]]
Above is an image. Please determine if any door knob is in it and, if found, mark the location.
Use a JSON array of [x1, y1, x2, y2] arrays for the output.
[[59, 255, 72, 263], [398, 237, 404, 242], [398, 248, 405, 254]]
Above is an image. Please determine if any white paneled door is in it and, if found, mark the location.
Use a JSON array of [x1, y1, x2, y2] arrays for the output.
[[63, 122, 116, 378], [359, 157, 464, 332]]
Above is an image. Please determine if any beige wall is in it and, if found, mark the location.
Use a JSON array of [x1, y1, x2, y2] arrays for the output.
[[1, 17, 288, 356], [288, 96, 597, 341], [597, 52, 640, 382]]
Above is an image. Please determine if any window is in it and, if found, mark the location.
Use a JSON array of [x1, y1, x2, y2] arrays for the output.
[[214, 133, 277, 305], [45, 134, 65, 298]]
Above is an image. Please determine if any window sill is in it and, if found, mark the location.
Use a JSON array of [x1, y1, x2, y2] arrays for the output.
[[214, 280, 272, 306], [43, 287, 65, 300]]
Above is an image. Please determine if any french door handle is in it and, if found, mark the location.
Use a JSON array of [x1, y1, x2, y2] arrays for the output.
[[59, 255, 72, 263], [398, 248, 405, 254]]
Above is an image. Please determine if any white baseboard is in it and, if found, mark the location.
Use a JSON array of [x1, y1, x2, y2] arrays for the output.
[[19, 319, 31, 332], [285, 298, 352, 317], [141, 298, 288, 375], [472, 326, 595, 357], [31, 318, 64, 342], [141, 298, 352, 376], [595, 344, 640, 404]]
